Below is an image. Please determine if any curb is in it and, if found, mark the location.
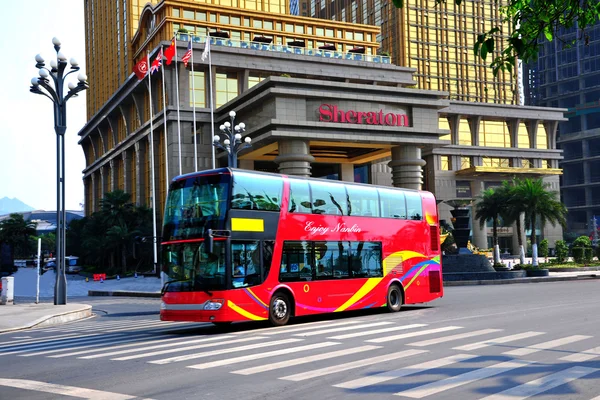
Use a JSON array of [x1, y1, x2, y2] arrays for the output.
[[88, 290, 161, 298], [0, 305, 93, 333], [444, 274, 600, 286]]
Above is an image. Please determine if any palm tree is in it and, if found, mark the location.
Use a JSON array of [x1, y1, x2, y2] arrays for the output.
[[474, 188, 508, 265], [0, 213, 37, 259], [513, 178, 567, 266], [499, 179, 526, 265]]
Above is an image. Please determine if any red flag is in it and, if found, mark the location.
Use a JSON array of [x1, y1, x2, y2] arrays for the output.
[[182, 41, 192, 67], [133, 58, 149, 80], [151, 48, 163, 74], [164, 38, 176, 65]]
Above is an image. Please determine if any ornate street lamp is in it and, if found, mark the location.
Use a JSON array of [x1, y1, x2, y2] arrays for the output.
[[213, 110, 252, 168], [29, 37, 88, 305]]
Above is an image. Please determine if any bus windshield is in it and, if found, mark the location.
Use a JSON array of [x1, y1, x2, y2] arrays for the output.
[[162, 173, 230, 241], [162, 241, 227, 292]]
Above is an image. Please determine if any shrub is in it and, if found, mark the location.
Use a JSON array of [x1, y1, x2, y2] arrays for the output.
[[585, 247, 594, 264], [596, 245, 600, 261], [572, 247, 585, 264], [555, 240, 569, 263], [538, 239, 549, 257], [573, 236, 592, 248]]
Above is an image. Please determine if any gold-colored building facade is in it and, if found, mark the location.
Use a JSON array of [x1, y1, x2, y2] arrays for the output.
[[308, 0, 517, 105], [84, 0, 382, 117]]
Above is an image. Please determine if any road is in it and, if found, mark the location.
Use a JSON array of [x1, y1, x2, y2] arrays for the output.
[[1, 281, 599, 400]]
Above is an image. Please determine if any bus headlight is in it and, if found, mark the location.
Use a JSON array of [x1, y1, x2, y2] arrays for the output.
[[204, 299, 224, 310], [160, 301, 167, 310]]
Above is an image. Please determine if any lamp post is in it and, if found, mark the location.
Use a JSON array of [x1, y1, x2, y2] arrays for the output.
[[29, 37, 88, 305], [213, 110, 251, 168]]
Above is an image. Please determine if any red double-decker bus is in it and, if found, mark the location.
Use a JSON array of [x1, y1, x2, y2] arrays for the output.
[[160, 168, 443, 326]]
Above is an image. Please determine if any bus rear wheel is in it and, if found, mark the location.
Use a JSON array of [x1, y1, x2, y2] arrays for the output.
[[387, 284, 403, 312], [269, 292, 291, 326]]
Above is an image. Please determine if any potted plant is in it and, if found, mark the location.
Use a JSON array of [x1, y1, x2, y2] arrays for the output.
[[177, 27, 189, 41]]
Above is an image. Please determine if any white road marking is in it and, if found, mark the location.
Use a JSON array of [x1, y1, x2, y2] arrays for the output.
[[407, 329, 502, 347], [560, 346, 600, 362], [328, 324, 427, 340], [280, 349, 428, 382], [83, 336, 259, 360], [293, 321, 393, 337], [232, 345, 380, 375], [453, 331, 545, 351], [148, 338, 303, 365], [480, 366, 600, 400], [503, 335, 591, 356], [394, 359, 534, 398], [366, 326, 463, 344], [255, 320, 364, 335], [334, 354, 477, 389], [188, 341, 340, 369], [0, 378, 151, 400]]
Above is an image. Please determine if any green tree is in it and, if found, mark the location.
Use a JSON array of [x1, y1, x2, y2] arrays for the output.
[[513, 178, 567, 266], [475, 187, 509, 264], [499, 179, 526, 265], [0, 213, 38, 258], [392, 0, 600, 76]]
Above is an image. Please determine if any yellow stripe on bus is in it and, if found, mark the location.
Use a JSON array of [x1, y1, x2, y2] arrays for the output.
[[231, 218, 264, 232], [227, 300, 267, 321], [334, 278, 383, 312]]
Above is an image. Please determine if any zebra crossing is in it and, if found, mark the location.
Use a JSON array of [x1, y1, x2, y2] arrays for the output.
[[2, 316, 600, 399]]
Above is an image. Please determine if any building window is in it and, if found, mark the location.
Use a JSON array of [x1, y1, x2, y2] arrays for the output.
[[439, 118, 451, 141], [461, 157, 471, 169], [518, 122, 530, 148], [521, 159, 532, 168], [248, 73, 267, 89], [482, 157, 510, 168], [541, 160, 549, 168], [440, 156, 450, 170], [189, 71, 206, 108], [537, 124, 548, 149], [459, 120, 472, 145], [480, 121, 510, 148], [216, 71, 238, 108]]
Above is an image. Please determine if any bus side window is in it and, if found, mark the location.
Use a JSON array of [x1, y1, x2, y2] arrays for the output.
[[288, 179, 311, 213], [405, 192, 423, 220], [379, 188, 406, 219], [346, 185, 380, 217]]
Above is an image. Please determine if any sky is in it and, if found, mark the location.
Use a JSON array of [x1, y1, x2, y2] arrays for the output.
[[0, 1, 87, 211]]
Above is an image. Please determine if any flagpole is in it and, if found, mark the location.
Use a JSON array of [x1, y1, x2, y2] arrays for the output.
[[207, 37, 216, 169], [146, 52, 159, 280], [160, 46, 169, 197], [174, 37, 182, 175], [190, 38, 198, 172]]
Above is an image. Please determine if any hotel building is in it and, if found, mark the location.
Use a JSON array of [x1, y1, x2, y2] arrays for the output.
[[80, 0, 566, 252]]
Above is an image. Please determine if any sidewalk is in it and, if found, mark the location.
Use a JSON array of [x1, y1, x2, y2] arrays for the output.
[[2, 270, 599, 333]]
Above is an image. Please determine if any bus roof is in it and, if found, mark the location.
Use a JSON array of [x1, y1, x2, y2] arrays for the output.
[[171, 167, 432, 195]]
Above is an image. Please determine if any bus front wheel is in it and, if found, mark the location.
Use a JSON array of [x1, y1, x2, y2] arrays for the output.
[[269, 292, 291, 326], [387, 284, 403, 312]]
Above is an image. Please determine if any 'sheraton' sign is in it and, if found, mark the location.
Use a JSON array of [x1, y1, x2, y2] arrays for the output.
[[318, 104, 409, 126]]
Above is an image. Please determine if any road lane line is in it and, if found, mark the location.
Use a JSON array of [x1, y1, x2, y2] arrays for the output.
[[480, 366, 600, 400], [280, 349, 428, 382], [82, 336, 257, 360], [188, 341, 340, 369], [453, 331, 545, 351], [407, 329, 502, 347], [394, 359, 535, 398], [366, 326, 463, 344], [328, 324, 427, 340], [293, 321, 393, 337], [334, 353, 477, 389], [148, 338, 304, 365], [560, 346, 600, 362], [232, 345, 380, 375], [21, 334, 156, 357], [255, 320, 364, 335], [503, 335, 591, 356], [0, 378, 150, 400]]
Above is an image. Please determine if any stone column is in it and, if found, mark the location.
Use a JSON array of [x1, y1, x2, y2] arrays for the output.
[[274, 139, 315, 177], [388, 145, 426, 190], [470, 180, 488, 249], [135, 141, 146, 206], [340, 164, 354, 182], [123, 151, 132, 195]]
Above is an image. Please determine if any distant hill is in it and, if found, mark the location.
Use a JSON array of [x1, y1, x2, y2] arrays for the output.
[[0, 197, 35, 216]]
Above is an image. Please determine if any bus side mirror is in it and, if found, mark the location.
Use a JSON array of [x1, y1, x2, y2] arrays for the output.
[[205, 229, 214, 254]]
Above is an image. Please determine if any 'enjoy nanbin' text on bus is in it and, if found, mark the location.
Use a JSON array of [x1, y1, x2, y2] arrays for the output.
[[160, 168, 443, 326]]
